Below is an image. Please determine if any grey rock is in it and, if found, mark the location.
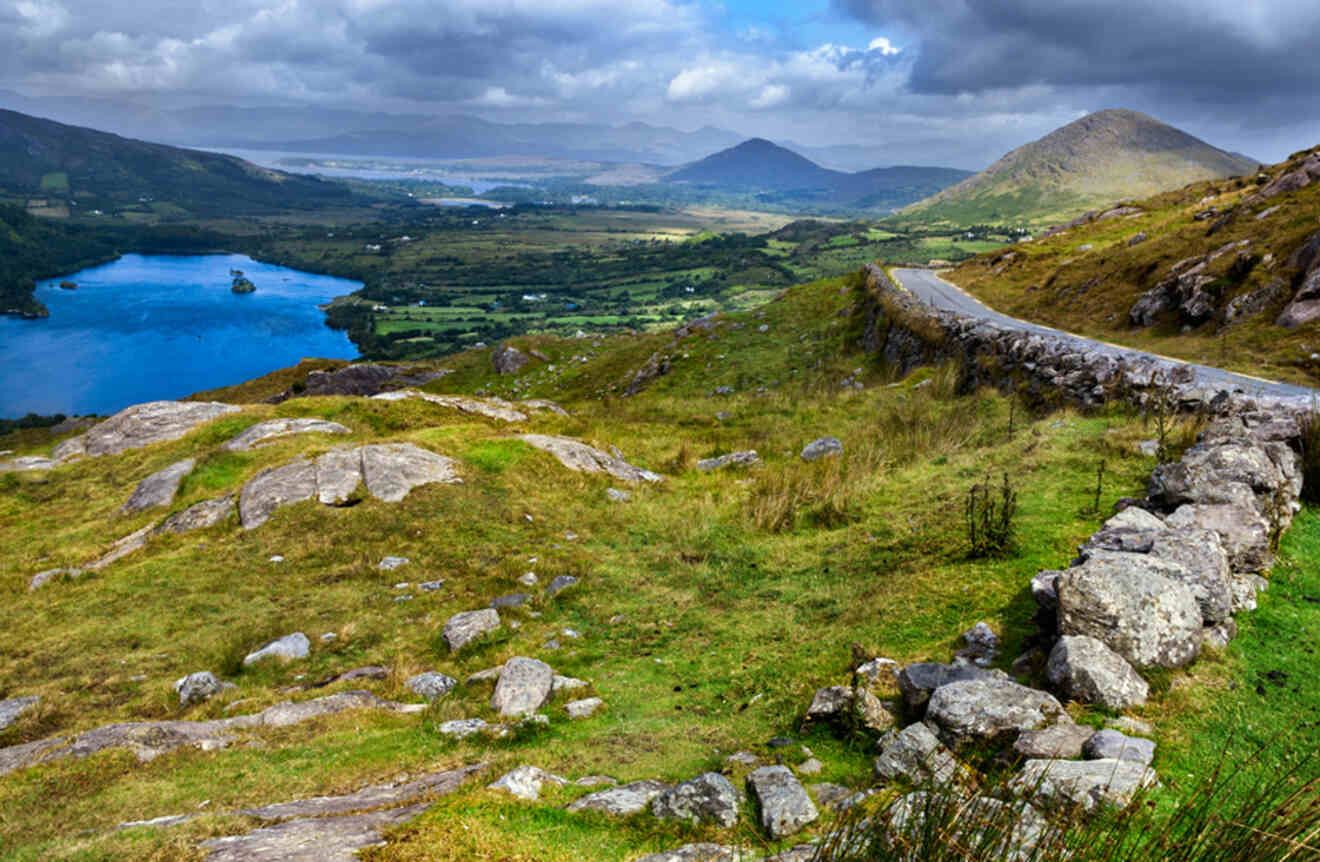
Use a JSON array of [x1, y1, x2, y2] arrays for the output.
[[493, 344, 532, 374], [443, 609, 501, 651], [239, 459, 317, 529], [378, 556, 409, 570], [1057, 555, 1203, 669], [1013, 723, 1097, 759], [437, 718, 489, 739], [886, 793, 1049, 862], [856, 657, 899, 685], [897, 662, 1007, 714], [519, 434, 663, 482], [1046, 635, 1149, 710], [315, 447, 363, 505], [800, 437, 843, 461], [1148, 529, 1234, 623], [27, 568, 81, 591], [153, 495, 234, 535], [1203, 618, 1238, 650], [565, 697, 603, 718], [243, 633, 310, 665], [1084, 730, 1156, 765], [326, 666, 389, 684], [51, 434, 87, 461], [360, 443, 461, 503], [84, 400, 239, 456], [697, 451, 761, 472], [635, 844, 746, 862], [804, 685, 894, 733], [201, 805, 432, 861], [174, 672, 226, 707], [926, 678, 1066, 747], [1165, 504, 1272, 572], [280, 363, 449, 401], [1012, 759, 1158, 811], [1105, 717, 1155, 737], [606, 488, 632, 502], [121, 458, 196, 514], [372, 389, 529, 423], [0, 456, 55, 472], [804, 686, 852, 721], [405, 672, 457, 701], [0, 696, 39, 731], [491, 657, 554, 717], [85, 522, 155, 571], [547, 575, 579, 597], [797, 758, 823, 775], [118, 814, 195, 831], [873, 722, 965, 786], [221, 418, 350, 451], [418, 580, 445, 592], [1104, 507, 1165, 531], [552, 675, 588, 692], [567, 779, 671, 816], [490, 592, 530, 609], [489, 765, 568, 801], [237, 764, 484, 821], [652, 772, 739, 827], [810, 783, 856, 811], [746, 765, 819, 838], [1030, 570, 1064, 610], [956, 621, 999, 666]]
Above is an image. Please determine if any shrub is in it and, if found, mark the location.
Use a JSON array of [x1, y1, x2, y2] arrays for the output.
[[965, 472, 1017, 557]]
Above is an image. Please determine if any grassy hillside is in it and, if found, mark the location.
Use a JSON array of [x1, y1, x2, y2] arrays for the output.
[[944, 143, 1320, 386], [1, 272, 1317, 859], [0, 108, 362, 219], [898, 110, 1258, 228]]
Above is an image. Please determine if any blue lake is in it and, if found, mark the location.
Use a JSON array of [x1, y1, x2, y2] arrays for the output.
[[0, 254, 360, 417]]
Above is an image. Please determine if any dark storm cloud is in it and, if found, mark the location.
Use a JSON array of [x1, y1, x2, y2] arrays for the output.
[[834, 0, 1320, 100]]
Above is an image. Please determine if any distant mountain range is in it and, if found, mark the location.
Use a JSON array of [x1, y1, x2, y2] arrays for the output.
[[0, 109, 358, 217], [900, 109, 1260, 227], [664, 138, 972, 211]]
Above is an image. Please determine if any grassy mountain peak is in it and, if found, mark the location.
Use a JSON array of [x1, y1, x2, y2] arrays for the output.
[[899, 109, 1259, 228]]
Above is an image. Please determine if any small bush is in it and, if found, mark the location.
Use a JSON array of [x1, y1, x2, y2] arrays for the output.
[[965, 472, 1017, 557]]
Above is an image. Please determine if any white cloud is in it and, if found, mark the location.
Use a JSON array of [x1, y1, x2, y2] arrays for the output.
[[749, 83, 789, 109], [867, 36, 898, 55]]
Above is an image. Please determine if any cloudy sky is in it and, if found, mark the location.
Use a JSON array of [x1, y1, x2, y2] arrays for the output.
[[2, 0, 1318, 168]]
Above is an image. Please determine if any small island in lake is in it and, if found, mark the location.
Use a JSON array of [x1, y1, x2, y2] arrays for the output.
[[230, 268, 256, 293], [58, 281, 77, 290]]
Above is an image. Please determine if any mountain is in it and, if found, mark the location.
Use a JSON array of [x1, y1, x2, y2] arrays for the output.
[[900, 109, 1260, 227], [0, 108, 357, 217], [665, 138, 971, 211]]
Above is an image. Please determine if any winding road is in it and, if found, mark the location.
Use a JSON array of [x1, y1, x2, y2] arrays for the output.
[[891, 268, 1316, 403]]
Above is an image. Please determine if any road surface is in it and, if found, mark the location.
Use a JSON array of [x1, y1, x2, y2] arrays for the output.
[[891, 268, 1316, 402]]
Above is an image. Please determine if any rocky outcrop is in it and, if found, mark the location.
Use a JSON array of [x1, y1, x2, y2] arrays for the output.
[[746, 765, 818, 839], [493, 344, 532, 375], [652, 772, 739, 827], [270, 363, 450, 402], [121, 458, 196, 514], [406, 672, 457, 702], [371, 390, 529, 423], [84, 401, 240, 456], [567, 780, 671, 816], [1046, 636, 1148, 710], [221, 418, 351, 451], [519, 434, 663, 482]]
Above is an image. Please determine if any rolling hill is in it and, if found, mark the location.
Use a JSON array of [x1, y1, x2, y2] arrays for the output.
[[665, 138, 971, 212], [0, 108, 358, 217], [899, 109, 1259, 228]]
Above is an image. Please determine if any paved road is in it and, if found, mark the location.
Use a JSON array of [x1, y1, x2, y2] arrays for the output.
[[892, 268, 1317, 403]]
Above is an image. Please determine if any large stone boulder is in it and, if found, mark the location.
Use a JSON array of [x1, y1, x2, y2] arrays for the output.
[[567, 780, 671, 816], [239, 459, 317, 529], [493, 344, 532, 375], [925, 678, 1066, 747], [488, 765, 567, 801], [153, 495, 234, 535], [174, 671, 228, 707], [885, 793, 1049, 862], [651, 772, 739, 827], [222, 418, 351, 451], [1083, 730, 1156, 765], [315, 447, 363, 504], [1165, 504, 1272, 572], [519, 434, 663, 483], [406, 672, 457, 702], [491, 657, 554, 717], [1046, 635, 1148, 710], [84, 401, 239, 456], [1011, 759, 1158, 811], [121, 458, 196, 514], [746, 765, 818, 839], [443, 609, 501, 651], [873, 722, 965, 786], [360, 443, 461, 503], [1013, 723, 1097, 760], [243, 633, 310, 665], [1056, 555, 1203, 669], [372, 390, 529, 423], [1149, 439, 1283, 510], [1147, 529, 1234, 623]]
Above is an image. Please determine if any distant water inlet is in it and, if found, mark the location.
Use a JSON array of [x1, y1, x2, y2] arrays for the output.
[[0, 254, 360, 417]]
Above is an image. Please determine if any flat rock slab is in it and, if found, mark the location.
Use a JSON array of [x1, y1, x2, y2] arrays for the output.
[[444, 609, 501, 651], [0, 456, 56, 472], [153, 495, 235, 535], [488, 765, 567, 801], [85, 401, 239, 456], [0, 691, 411, 777], [652, 772, 739, 828], [1012, 758, 1158, 811], [697, 451, 761, 472], [1084, 730, 1156, 765], [0, 696, 39, 731], [636, 845, 748, 862], [222, 418, 351, 451], [239, 764, 485, 821], [567, 779, 671, 816], [1013, 723, 1097, 760], [202, 803, 430, 862], [519, 434, 663, 482], [746, 765, 818, 839], [122, 458, 196, 514], [28, 568, 81, 591], [361, 442, 462, 502], [491, 657, 554, 717], [800, 437, 842, 461], [373, 390, 529, 423], [240, 460, 317, 530], [86, 521, 157, 571]]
